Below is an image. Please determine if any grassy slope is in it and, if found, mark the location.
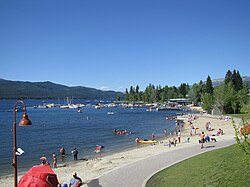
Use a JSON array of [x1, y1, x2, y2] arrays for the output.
[[146, 144, 250, 187]]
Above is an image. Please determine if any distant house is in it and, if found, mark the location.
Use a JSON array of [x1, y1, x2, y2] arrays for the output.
[[168, 98, 191, 106]]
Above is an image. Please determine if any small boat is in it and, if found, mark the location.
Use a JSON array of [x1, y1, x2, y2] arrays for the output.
[[60, 105, 69, 109], [135, 138, 158, 144], [68, 104, 79, 109], [107, 111, 114, 115], [95, 105, 101, 109]]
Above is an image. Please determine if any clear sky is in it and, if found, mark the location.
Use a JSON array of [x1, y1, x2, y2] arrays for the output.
[[0, 0, 249, 92]]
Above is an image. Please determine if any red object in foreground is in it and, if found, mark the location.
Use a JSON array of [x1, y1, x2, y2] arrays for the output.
[[18, 164, 59, 187]]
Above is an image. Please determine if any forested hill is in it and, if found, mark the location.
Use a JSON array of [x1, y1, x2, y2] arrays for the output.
[[0, 79, 124, 100]]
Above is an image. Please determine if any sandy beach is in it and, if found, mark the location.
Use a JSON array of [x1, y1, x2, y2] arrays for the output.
[[0, 113, 238, 187]]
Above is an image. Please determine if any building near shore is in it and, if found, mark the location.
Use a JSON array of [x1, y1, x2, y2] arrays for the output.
[[168, 98, 191, 106]]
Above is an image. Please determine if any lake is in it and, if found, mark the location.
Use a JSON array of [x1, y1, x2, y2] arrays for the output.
[[0, 99, 188, 176]]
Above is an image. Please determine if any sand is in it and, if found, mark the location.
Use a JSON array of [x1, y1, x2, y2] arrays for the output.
[[0, 113, 238, 187]]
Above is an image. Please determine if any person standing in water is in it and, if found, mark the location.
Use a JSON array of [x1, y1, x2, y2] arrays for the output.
[[52, 152, 57, 168], [72, 148, 78, 160], [60, 147, 66, 156]]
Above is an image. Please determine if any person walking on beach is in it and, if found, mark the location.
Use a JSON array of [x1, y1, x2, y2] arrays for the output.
[[200, 131, 205, 149], [177, 130, 181, 143], [69, 172, 83, 187], [52, 152, 57, 168], [72, 148, 78, 160]]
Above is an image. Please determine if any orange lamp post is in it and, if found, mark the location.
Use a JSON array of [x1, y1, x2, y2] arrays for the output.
[[13, 100, 32, 187]]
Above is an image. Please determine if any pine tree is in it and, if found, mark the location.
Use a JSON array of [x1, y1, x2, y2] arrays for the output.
[[205, 76, 213, 94], [125, 88, 129, 101], [235, 70, 243, 91], [231, 69, 243, 91], [135, 85, 140, 101], [179, 83, 189, 98], [224, 70, 233, 84], [129, 86, 135, 101]]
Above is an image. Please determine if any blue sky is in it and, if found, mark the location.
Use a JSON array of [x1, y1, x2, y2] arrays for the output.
[[0, 0, 249, 92]]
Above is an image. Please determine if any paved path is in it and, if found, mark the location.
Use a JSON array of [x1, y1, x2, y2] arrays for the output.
[[86, 139, 235, 187]]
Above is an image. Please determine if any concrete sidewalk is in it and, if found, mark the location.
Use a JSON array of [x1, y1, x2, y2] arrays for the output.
[[86, 139, 235, 187]]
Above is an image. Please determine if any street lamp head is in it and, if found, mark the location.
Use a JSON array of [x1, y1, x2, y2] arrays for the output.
[[19, 113, 32, 126]]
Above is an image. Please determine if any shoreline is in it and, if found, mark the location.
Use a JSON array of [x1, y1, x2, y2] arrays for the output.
[[0, 113, 237, 186]]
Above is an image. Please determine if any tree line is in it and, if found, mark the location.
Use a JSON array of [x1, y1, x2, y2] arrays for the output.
[[124, 69, 249, 114]]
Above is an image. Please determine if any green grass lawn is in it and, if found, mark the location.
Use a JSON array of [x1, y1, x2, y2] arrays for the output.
[[146, 145, 250, 187], [230, 114, 250, 120]]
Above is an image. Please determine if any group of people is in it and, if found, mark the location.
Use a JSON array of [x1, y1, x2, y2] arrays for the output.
[[113, 128, 135, 135], [199, 132, 217, 148], [39, 148, 86, 187], [39, 147, 79, 169], [168, 138, 177, 147], [60, 147, 79, 160], [40, 145, 105, 168], [113, 129, 129, 135], [198, 121, 222, 148]]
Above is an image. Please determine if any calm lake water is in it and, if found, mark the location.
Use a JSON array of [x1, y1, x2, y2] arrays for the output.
[[0, 99, 188, 176]]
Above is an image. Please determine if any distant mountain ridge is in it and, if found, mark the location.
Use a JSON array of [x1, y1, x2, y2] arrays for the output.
[[0, 76, 249, 100], [212, 76, 250, 87], [0, 79, 124, 100]]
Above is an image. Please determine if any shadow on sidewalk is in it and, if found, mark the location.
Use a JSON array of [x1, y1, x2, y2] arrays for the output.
[[87, 178, 102, 187], [205, 145, 215, 148]]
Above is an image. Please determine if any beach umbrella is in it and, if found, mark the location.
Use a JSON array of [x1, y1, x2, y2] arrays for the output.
[[18, 164, 59, 187]]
